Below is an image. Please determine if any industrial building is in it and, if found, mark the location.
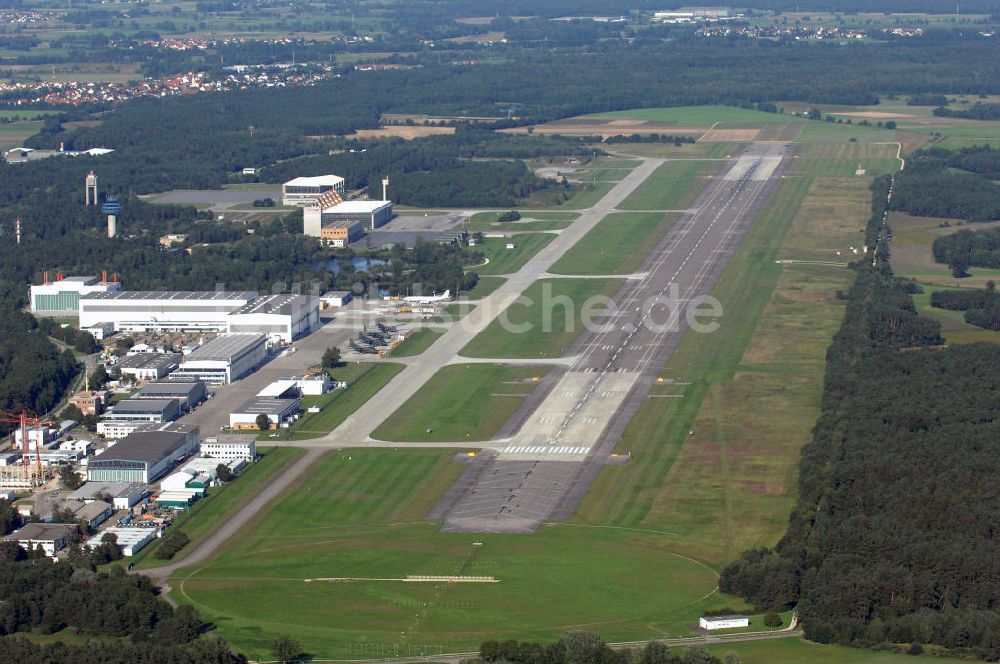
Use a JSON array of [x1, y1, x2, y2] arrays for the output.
[[113, 353, 182, 382], [79, 290, 258, 333], [229, 397, 300, 430], [304, 198, 393, 238], [69, 481, 147, 509], [258, 374, 332, 398], [699, 615, 749, 631], [87, 423, 199, 483], [97, 398, 181, 439], [226, 294, 320, 343], [86, 527, 156, 556], [201, 435, 257, 461], [134, 379, 207, 412], [172, 334, 268, 384], [3, 523, 77, 558], [320, 291, 352, 308], [282, 175, 345, 207], [30, 274, 122, 314], [318, 219, 365, 247]]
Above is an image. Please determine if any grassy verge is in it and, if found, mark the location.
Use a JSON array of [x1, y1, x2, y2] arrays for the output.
[[472, 233, 555, 275], [389, 327, 446, 357], [373, 363, 550, 441], [550, 212, 679, 275], [130, 447, 305, 569], [618, 159, 715, 211], [460, 278, 623, 358]]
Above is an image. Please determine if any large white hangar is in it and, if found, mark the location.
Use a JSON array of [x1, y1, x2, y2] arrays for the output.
[[226, 294, 320, 343], [172, 334, 268, 384], [79, 290, 258, 332]]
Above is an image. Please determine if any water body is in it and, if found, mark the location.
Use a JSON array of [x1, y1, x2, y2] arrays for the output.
[[310, 255, 388, 274]]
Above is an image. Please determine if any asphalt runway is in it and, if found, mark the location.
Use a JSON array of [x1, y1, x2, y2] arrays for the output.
[[435, 143, 795, 531]]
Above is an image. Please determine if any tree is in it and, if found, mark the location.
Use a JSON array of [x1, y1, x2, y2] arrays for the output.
[[89, 366, 110, 389], [216, 463, 233, 483], [255, 412, 272, 431], [636, 641, 674, 664], [680, 646, 719, 664], [722, 653, 742, 664], [271, 634, 303, 663], [763, 612, 782, 628], [82, 413, 98, 432], [321, 346, 342, 369], [62, 403, 84, 422], [563, 631, 608, 664], [59, 465, 85, 490]]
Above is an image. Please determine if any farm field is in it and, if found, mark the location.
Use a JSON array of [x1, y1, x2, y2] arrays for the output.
[[550, 212, 680, 275], [617, 159, 717, 211], [130, 447, 305, 569], [171, 449, 726, 659], [373, 364, 550, 442], [460, 278, 623, 358], [0, 121, 45, 150], [473, 233, 556, 275]]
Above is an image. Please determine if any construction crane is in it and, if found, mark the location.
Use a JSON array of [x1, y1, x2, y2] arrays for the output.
[[0, 409, 54, 484]]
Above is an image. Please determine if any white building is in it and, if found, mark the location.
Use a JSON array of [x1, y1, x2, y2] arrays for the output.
[[172, 334, 268, 384], [69, 481, 146, 509], [320, 291, 352, 308], [226, 294, 320, 343], [282, 175, 345, 207], [201, 435, 257, 461], [79, 290, 258, 333], [229, 397, 300, 430], [113, 353, 183, 382], [87, 527, 157, 556], [2, 523, 77, 558], [699, 615, 749, 631], [30, 275, 122, 314], [305, 199, 393, 237], [98, 398, 181, 439]]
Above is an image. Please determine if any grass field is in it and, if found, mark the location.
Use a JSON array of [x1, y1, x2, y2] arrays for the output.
[[550, 212, 680, 275], [390, 327, 446, 357], [0, 121, 44, 149], [373, 364, 550, 442], [464, 276, 506, 299], [460, 278, 623, 358], [559, 182, 616, 210], [130, 447, 305, 569], [466, 210, 578, 233], [889, 212, 1000, 290], [618, 160, 716, 211], [706, 638, 962, 663], [172, 450, 724, 659], [280, 363, 405, 440], [592, 105, 805, 126], [473, 233, 555, 275], [909, 284, 1000, 345]]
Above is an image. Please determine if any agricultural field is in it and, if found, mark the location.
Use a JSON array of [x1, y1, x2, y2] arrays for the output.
[[373, 364, 550, 442], [0, 121, 45, 150], [472, 233, 556, 275], [550, 212, 680, 275], [171, 449, 726, 659], [460, 278, 623, 358]]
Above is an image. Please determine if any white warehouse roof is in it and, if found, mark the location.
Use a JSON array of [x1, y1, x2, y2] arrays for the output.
[[257, 379, 298, 398], [285, 175, 344, 187], [325, 200, 391, 214]]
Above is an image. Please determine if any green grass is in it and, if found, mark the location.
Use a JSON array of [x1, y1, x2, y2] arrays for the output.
[[706, 638, 964, 663], [374, 364, 550, 441], [460, 278, 623, 358], [592, 105, 804, 126], [171, 450, 722, 659], [0, 121, 44, 150], [472, 233, 555, 275], [911, 285, 1000, 345], [551, 212, 679, 275], [130, 447, 305, 569], [559, 182, 615, 209], [279, 363, 405, 440], [465, 210, 578, 232], [464, 276, 505, 299], [389, 327, 445, 357], [618, 160, 712, 211]]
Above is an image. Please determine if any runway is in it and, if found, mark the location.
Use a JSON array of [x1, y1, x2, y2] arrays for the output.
[[435, 143, 794, 531]]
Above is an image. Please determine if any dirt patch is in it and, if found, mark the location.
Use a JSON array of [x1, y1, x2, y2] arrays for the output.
[[346, 126, 456, 140], [607, 119, 648, 126], [700, 127, 759, 142]]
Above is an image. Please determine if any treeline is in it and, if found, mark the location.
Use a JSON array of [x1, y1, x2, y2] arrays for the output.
[[930, 286, 1000, 331], [890, 149, 1000, 222], [934, 102, 1000, 121], [721, 178, 1000, 659], [480, 631, 740, 664], [0, 551, 244, 663], [932, 225, 1000, 273]]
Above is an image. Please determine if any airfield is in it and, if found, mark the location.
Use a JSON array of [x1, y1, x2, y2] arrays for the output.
[[138, 105, 912, 659]]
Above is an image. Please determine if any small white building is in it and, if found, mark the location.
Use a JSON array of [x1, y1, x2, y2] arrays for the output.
[[699, 615, 749, 631], [87, 527, 157, 556], [69, 481, 146, 509], [282, 175, 345, 207], [229, 397, 300, 430], [320, 290, 352, 308], [201, 435, 257, 461]]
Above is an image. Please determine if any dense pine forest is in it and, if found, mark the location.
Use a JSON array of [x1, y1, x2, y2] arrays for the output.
[[720, 177, 1000, 658]]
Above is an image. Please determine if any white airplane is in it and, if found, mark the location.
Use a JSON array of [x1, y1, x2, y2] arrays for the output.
[[403, 289, 451, 304]]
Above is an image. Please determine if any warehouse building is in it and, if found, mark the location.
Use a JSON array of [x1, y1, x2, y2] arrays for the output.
[[97, 398, 181, 439], [229, 397, 300, 430], [86, 527, 156, 556], [226, 294, 320, 343], [69, 481, 147, 509], [172, 334, 268, 384], [305, 198, 393, 238], [134, 379, 207, 412], [320, 291, 352, 308], [318, 219, 365, 247], [79, 290, 258, 332], [87, 423, 199, 483], [30, 275, 121, 314], [282, 175, 345, 207], [699, 615, 749, 631], [3, 523, 77, 558], [113, 353, 182, 382]]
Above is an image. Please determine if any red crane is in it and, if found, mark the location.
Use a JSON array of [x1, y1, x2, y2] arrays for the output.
[[0, 410, 53, 483]]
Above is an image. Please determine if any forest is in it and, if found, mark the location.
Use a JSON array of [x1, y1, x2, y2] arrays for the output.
[[479, 631, 738, 664], [890, 149, 1000, 222], [934, 102, 1000, 121], [932, 225, 1000, 271], [930, 286, 1000, 331], [720, 178, 1000, 659]]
